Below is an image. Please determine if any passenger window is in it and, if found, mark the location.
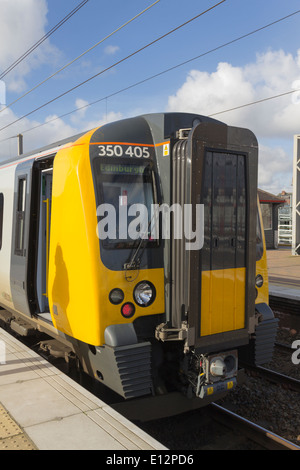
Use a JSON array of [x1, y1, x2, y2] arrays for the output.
[[256, 210, 264, 261], [15, 178, 27, 256], [0, 193, 3, 250]]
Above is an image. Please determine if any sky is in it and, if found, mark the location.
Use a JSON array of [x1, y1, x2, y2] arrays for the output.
[[0, 0, 300, 194]]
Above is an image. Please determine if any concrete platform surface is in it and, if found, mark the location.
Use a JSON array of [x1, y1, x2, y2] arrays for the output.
[[267, 248, 300, 284], [0, 327, 167, 451], [267, 248, 300, 301]]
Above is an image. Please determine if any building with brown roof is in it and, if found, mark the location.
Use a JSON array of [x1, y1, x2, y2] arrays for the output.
[[258, 189, 286, 249]]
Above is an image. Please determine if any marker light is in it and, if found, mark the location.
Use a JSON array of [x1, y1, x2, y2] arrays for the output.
[[134, 281, 156, 307], [121, 302, 135, 318], [109, 288, 124, 305], [255, 275, 264, 288]]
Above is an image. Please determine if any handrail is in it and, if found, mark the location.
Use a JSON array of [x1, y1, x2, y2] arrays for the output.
[[43, 198, 50, 298]]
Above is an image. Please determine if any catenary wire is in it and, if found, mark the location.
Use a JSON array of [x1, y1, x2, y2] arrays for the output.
[[208, 89, 300, 117], [4, 7, 299, 141], [0, 0, 89, 80], [0, 0, 227, 134], [0, 0, 161, 115], [13, 88, 298, 141]]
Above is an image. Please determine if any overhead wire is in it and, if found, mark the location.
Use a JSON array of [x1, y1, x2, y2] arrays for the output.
[[0, 0, 89, 80], [0, 0, 161, 116], [12, 88, 298, 142], [0, 0, 227, 134], [208, 89, 300, 118], [3, 7, 299, 141]]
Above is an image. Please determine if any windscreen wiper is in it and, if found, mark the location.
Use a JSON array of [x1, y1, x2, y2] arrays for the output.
[[123, 205, 159, 270], [123, 236, 145, 271]]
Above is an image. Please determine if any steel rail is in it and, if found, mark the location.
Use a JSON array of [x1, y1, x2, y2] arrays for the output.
[[242, 362, 300, 393], [210, 403, 300, 450]]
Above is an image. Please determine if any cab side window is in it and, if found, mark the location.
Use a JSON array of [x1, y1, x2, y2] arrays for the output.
[[256, 209, 264, 261]]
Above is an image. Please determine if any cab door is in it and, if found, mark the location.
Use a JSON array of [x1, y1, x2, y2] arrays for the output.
[[200, 151, 247, 336], [187, 122, 258, 351]]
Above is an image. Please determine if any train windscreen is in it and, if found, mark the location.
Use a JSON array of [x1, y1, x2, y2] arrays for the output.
[[93, 160, 157, 248]]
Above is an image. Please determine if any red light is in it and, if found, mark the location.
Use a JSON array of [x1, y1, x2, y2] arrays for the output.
[[121, 302, 135, 318]]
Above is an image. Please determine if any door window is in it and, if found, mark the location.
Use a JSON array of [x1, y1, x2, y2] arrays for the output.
[[15, 177, 27, 256]]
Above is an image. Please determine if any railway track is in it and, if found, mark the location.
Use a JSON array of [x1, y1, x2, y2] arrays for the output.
[[243, 362, 300, 393], [269, 296, 300, 316], [209, 403, 300, 450], [138, 400, 300, 450], [275, 341, 295, 352]]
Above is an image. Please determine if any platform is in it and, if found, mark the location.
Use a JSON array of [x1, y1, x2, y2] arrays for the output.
[[267, 248, 300, 303], [0, 327, 167, 450]]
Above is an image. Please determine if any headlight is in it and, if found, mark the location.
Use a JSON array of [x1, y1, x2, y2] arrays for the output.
[[134, 281, 156, 307], [255, 274, 264, 288]]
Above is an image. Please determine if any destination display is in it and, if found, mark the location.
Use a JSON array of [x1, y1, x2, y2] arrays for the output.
[[99, 163, 148, 175]]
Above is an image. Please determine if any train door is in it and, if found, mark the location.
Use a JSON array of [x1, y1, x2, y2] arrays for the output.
[[182, 122, 258, 351], [200, 151, 247, 336], [36, 168, 52, 315], [26, 156, 54, 320]]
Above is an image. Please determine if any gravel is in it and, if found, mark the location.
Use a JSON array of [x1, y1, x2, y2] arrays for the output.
[[220, 315, 300, 446]]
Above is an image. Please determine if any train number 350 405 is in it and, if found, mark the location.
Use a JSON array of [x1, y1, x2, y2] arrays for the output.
[[97, 144, 151, 158]]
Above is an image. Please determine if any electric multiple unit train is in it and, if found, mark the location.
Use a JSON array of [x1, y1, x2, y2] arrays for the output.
[[0, 113, 278, 414]]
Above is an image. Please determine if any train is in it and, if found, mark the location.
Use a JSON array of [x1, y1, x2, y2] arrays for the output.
[[0, 112, 278, 416]]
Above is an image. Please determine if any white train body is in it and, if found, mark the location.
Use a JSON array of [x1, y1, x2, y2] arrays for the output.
[[0, 160, 15, 310]]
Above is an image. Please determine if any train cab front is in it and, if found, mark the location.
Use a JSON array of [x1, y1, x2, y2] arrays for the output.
[[87, 118, 166, 399], [87, 114, 257, 403], [47, 116, 166, 400], [48, 113, 278, 406]]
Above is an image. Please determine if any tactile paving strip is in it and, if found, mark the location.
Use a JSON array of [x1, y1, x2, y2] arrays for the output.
[[0, 404, 36, 450]]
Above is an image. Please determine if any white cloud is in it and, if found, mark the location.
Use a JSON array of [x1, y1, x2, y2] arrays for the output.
[[58, 97, 122, 132], [0, 104, 123, 162], [104, 45, 120, 56], [0, 0, 60, 92], [168, 64, 255, 119], [167, 49, 300, 139], [70, 98, 90, 124], [80, 110, 122, 132], [0, 105, 78, 160], [258, 145, 293, 194], [167, 49, 300, 193]]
